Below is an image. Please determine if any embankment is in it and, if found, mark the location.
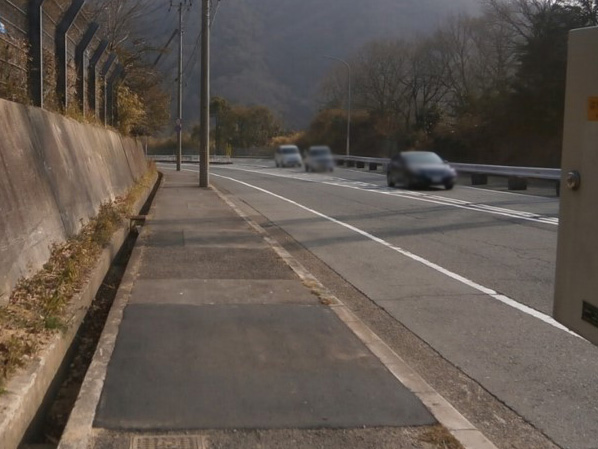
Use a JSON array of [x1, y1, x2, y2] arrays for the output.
[[0, 98, 147, 305]]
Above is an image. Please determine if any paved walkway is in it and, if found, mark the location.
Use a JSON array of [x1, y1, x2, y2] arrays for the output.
[[68, 170, 439, 448]]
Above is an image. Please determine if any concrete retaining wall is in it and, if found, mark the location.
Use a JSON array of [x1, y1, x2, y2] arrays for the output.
[[0, 99, 148, 305]]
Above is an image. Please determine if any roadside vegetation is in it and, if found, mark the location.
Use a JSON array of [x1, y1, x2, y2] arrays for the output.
[[0, 0, 170, 137], [0, 165, 156, 392], [307, 0, 598, 167], [148, 97, 283, 157]]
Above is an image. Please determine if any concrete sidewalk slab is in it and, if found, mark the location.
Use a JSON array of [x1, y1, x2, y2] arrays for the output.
[[130, 279, 319, 306], [94, 304, 435, 430], [58, 169, 457, 449], [138, 247, 297, 279]]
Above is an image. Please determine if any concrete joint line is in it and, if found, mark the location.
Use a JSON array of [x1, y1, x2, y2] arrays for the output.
[[211, 184, 499, 449]]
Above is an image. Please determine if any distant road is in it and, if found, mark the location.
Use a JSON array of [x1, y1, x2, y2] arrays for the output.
[[162, 159, 597, 449]]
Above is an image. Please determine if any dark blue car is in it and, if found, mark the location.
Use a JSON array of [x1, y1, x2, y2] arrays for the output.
[[387, 151, 457, 190]]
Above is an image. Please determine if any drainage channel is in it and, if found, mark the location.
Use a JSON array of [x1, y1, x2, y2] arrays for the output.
[[18, 175, 160, 449]]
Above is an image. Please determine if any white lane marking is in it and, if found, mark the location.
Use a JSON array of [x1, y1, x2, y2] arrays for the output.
[[209, 171, 580, 339], [210, 164, 559, 226]]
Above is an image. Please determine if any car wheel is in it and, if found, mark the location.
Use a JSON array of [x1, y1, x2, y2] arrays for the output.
[[275, 161, 279, 168], [444, 181, 455, 190], [305, 165, 309, 172], [387, 173, 395, 187]]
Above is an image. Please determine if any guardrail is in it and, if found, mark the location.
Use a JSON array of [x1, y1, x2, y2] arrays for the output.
[[333, 155, 562, 195], [146, 155, 232, 164], [148, 154, 561, 195]]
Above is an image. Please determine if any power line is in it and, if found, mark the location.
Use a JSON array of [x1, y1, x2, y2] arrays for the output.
[[183, 0, 222, 76]]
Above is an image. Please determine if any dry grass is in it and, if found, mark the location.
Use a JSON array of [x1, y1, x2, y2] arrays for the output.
[[418, 425, 464, 449], [0, 166, 156, 391]]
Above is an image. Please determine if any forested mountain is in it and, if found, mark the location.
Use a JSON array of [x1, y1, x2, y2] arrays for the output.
[[142, 0, 480, 128]]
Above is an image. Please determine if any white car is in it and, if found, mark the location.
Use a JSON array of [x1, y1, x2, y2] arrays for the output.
[[275, 145, 302, 168]]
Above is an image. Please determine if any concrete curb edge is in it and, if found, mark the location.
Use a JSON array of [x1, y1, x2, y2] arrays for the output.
[[55, 173, 160, 449]]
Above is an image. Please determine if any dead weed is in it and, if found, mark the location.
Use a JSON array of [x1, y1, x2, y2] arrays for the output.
[[0, 166, 156, 391]]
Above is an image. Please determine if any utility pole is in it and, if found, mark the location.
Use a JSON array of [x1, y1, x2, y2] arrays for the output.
[[199, 0, 210, 187], [172, 1, 191, 171]]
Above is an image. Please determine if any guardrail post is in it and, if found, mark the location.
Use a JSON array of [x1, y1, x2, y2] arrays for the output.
[[471, 174, 488, 185], [56, 0, 86, 111], [28, 0, 46, 108], [556, 181, 561, 197], [75, 22, 99, 117], [508, 176, 528, 190]]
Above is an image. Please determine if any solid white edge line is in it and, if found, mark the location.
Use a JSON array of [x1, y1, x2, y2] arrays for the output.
[[204, 169, 581, 339]]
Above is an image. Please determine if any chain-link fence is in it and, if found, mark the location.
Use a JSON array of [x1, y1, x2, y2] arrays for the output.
[[0, 0, 118, 122]]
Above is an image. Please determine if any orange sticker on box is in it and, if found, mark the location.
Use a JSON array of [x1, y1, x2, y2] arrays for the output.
[[588, 97, 598, 121]]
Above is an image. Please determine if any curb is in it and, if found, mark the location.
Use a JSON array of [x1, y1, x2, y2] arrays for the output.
[[0, 171, 158, 449], [56, 174, 161, 449], [211, 184, 500, 449]]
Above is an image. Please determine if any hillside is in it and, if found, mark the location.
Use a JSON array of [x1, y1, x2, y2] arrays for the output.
[[143, 0, 481, 128]]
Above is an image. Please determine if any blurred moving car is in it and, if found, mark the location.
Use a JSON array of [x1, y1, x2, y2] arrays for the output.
[[304, 145, 334, 172], [275, 145, 302, 168], [386, 151, 457, 190]]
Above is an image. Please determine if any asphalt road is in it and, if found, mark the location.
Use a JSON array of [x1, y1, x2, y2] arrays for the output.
[[167, 160, 598, 449]]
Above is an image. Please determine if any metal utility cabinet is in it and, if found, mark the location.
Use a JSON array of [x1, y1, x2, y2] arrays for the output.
[[554, 26, 598, 346]]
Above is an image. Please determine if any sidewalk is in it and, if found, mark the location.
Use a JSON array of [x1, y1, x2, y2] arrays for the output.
[[59, 169, 477, 449]]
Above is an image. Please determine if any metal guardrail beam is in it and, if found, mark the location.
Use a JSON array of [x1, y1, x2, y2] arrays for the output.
[[333, 155, 561, 180], [449, 163, 560, 181], [333, 155, 561, 194], [147, 155, 232, 164]]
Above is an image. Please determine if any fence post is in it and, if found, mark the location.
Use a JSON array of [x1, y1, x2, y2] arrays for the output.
[[75, 22, 99, 117], [107, 64, 123, 127], [88, 39, 108, 118], [28, 0, 46, 108], [56, 0, 86, 111], [100, 53, 116, 125]]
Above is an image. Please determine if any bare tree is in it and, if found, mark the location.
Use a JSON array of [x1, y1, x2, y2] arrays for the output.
[[352, 40, 410, 115], [89, 0, 161, 52], [432, 13, 516, 114]]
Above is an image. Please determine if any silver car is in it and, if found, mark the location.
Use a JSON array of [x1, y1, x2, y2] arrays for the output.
[[275, 145, 302, 168], [304, 145, 334, 172]]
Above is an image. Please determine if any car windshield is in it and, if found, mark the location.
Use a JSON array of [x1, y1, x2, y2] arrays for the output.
[[282, 147, 299, 154], [403, 152, 443, 164], [310, 147, 331, 157]]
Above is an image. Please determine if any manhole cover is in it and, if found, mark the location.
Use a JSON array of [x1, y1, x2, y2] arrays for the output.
[[131, 435, 204, 449]]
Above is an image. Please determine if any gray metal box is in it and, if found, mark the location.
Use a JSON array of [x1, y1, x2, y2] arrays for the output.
[[554, 27, 598, 345]]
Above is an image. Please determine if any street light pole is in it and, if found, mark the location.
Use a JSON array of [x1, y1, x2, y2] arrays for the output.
[[324, 55, 351, 156], [199, 0, 210, 187]]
